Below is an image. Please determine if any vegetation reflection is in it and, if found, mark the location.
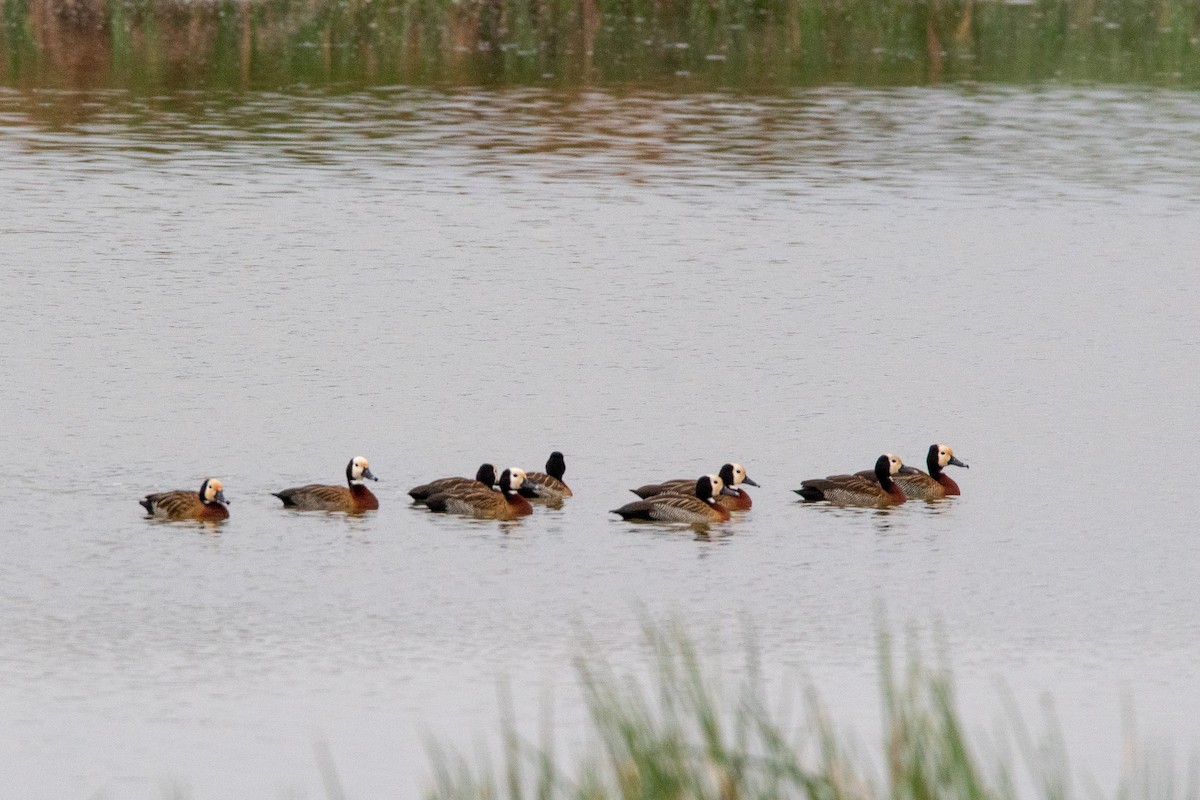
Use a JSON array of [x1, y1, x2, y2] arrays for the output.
[[2, 0, 1198, 88]]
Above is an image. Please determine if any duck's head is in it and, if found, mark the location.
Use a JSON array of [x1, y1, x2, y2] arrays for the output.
[[200, 478, 228, 506], [546, 451, 566, 480], [696, 474, 738, 503], [347, 456, 378, 485], [931, 444, 968, 470], [500, 467, 527, 495], [475, 463, 498, 486], [719, 463, 758, 488], [877, 453, 918, 479]]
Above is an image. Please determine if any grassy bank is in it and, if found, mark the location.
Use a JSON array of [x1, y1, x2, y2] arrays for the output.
[[2, 0, 1198, 89], [426, 622, 1191, 800]]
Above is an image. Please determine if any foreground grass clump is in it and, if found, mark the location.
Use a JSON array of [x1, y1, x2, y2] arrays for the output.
[[426, 623, 1188, 800]]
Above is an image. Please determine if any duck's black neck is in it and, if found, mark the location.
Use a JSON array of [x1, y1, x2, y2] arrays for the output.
[[547, 453, 566, 481], [926, 446, 941, 479], [874, 459, 895, 491]]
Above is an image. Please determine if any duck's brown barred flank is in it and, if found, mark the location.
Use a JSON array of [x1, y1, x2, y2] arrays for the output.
[[140, 478, 229, 521], [273, 456, 379, 513]]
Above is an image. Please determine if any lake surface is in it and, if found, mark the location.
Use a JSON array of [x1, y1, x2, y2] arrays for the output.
[[1, 84, 1199, 799]]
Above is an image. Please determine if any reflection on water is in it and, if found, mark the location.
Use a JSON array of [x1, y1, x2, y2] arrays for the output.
[[5, 85, 1200, 196], [1, 85, 1199, 798]]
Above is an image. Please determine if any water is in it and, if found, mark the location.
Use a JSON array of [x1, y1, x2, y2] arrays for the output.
[[1, 85, 1199, 798]]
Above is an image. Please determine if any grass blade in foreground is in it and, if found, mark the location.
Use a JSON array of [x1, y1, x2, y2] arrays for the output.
[[426, 622, 1194, 800]]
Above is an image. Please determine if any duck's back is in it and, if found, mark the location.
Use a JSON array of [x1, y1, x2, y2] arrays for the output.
[[631, 479, 690, 499], [526, 472, 573, 498], [408, 476, 485, 503]]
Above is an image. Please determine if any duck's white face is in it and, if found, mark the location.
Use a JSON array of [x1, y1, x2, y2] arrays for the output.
[[704, 474, 725, 501], [202, 479, 226, 504], [886, 454, 904, 475], [508, 468, 527, 491], [730, 464, 747, 485], [937, 446, 954, 468], [350, 457, 370, 481]]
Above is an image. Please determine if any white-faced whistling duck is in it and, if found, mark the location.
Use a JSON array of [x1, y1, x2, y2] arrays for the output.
[[273, 456, 379, 513], [140, 478, 229, 521]]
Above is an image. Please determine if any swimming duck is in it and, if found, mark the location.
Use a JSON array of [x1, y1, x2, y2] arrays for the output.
[[425, 467, 534, 520], [856, 444, 968, 500], [524, 451, 573, 502], [273, 456, 379, 513], [408, 464, 497, 504], [140, 478, 229, 521], [631, 463, 758, 510], [611, 475, 735, 524], [795, 454, 916, 508]]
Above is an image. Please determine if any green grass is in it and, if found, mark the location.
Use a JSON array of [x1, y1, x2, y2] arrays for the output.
[[2, 0, 1198, 88], [424, 621, 1195, 800]]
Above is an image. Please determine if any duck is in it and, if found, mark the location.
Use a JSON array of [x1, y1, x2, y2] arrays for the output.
[[856, 444, 968, 500], [794, 454, 916, 508], [140, 478, 229, 521], [408, 464, 497, 504], [611, 475, 735, 524], [524, 451, 573, 502], [273, 456, 379, 513], [425, 467, 534, 520], [631, 463, 758, 510]]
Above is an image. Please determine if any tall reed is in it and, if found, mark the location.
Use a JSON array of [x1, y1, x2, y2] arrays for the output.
[[425, 621, 1194, 800]]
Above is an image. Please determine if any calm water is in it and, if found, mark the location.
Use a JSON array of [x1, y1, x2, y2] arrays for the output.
[[2, 85, 1199, 798]]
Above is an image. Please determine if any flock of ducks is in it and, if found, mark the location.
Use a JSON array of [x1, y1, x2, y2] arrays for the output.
[[139, 445, 968, 523]]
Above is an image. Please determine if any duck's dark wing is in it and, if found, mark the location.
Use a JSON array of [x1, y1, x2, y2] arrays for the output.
[[630, 478, 691, 499], [408, 476, 482, 502]]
